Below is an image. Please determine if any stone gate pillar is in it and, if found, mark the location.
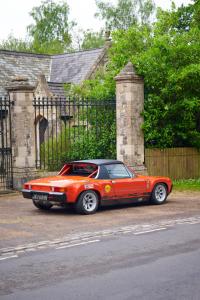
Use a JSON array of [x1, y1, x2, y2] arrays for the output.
[[6, 77, 37, 189], [115, 62, 147, 174]]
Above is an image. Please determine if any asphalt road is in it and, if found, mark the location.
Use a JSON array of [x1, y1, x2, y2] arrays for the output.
[[1, 191, 200, 249], [0, 217, 200, 300]]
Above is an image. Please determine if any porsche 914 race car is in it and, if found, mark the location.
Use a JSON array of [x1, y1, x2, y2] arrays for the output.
[[22, 159, 172, 215]]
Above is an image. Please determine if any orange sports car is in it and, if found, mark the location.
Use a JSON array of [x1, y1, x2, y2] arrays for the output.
[[22, 159, 172, 215]]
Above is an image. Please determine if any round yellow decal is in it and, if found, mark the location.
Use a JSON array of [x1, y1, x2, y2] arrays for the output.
[[105, 185, 111, 193]]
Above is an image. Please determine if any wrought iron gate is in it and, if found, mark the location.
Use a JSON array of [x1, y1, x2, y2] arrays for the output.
[[0, 97, 13, 190], [33, 97, 116, 171]]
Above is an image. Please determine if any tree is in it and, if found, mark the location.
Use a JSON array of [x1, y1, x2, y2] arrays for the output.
[[0, 34, 33, 52], [193, 0, 200, 27], [81, 30, 105, 50], [27, 0, 76, 54], [95, 0, 155, 30], [114, 2, 200, 148], [71, 1, 200, 149], [154, 2, 194, 35]]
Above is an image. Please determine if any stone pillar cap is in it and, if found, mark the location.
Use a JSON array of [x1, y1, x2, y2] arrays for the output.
[[115, 62, 143, 82], [6, 76, 35, 91]]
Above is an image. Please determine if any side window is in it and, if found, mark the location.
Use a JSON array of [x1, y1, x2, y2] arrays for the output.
[[105, 164, 131, 179]]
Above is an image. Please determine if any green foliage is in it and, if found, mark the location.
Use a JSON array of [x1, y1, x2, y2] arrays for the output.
[[134, 23, 200, 148], [70, 1, 200, 149], [193, 0, 200, 27], [173, 178, 200, 191], [65, 70, 116, 100], [155, 3, 194, 34], [62, 122, 116, 162], [95, 0, 155, 30], [40, 127, 71, 170], [81, 30, 105, 50], [41, 101, 116, 171], [27, 0, 75, 54], [0, 34, 33, 52]]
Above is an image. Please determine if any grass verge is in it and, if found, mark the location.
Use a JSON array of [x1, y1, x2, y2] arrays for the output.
[[173, 178, 200, 191]]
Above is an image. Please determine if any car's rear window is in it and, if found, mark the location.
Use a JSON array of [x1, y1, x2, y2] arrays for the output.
[[66, 163, 97, 177]]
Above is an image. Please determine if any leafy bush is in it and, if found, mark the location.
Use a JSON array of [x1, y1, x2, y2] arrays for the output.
[[40, 100, 116, 171]]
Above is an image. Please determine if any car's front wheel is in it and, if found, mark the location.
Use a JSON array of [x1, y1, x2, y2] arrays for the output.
[[150, 183, 168, 205], [32, 200, 53, 210], [75, 190, 99, 215]]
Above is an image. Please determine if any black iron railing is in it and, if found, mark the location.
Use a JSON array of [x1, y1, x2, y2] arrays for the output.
[[33, 97, 116, 170], [0, 96, 13, 190]]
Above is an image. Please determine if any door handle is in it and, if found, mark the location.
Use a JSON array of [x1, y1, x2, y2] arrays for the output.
[[111, 180, 116, 183]]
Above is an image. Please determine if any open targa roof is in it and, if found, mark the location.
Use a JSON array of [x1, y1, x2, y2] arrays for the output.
[[72, 159, 123, 166]]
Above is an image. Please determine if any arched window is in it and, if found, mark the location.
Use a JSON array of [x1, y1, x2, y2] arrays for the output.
[[35, 115, 48, 168]]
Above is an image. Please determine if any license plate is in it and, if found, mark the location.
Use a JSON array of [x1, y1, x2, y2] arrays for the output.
[[32, 194, 48, 201]]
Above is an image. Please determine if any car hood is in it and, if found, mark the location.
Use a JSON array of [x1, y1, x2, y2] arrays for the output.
[[27, 176, 90, 187]]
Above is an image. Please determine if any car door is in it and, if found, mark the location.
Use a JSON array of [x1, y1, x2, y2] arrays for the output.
[[104, 164, 147, 199]]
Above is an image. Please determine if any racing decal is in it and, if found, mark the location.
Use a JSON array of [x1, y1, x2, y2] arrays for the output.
[[105, 185, 111, 193], [84, 184, 94, 189]]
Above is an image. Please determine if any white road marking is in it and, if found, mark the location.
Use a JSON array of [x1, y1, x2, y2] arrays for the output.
[[188, 221, 200, 225], [56, 239, 100, 250], [122, 230, 133, 234], [16, 250, 25, 254], [1, 215, 200, 260], [134, 227, 167, 235], [0, 255, 18, 261], [25, 248, 37, 252]]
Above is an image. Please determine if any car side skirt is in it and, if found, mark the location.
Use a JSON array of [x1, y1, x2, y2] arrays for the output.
[[101, 193, 151, 206]]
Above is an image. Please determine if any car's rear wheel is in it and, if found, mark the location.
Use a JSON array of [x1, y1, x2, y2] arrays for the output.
[[75, 190, 99, 215], [32, 200, 53, 210], [150, 183, 168, 205]]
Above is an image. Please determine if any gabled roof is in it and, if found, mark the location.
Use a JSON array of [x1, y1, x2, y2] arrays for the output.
[[0, 50, 50, 95], [0, 47, 106, 96], [50, 48, 105, 84]]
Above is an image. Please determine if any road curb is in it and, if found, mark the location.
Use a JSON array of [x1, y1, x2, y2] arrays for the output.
[[0, 191, 20, 198]]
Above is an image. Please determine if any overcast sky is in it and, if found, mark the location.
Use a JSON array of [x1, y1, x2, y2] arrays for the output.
[[0, 0, 193, 41]]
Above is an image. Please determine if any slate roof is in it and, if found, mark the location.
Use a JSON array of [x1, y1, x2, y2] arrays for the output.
[[0, 50, 51, 96], [47, 82, 66, 98], [0, 48, 105, 96], [50, 48, 104, 84]]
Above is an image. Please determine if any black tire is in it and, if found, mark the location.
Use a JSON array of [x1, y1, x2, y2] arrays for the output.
[[150, 183, 168, 205], [32, 200, 53, 210], [75, 190, 99, 215]]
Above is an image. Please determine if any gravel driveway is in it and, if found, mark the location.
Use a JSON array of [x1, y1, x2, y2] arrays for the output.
[[0, 191, 200, 248]]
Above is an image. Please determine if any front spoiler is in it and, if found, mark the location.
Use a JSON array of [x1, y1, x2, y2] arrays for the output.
[[22, 189, 66, 204]]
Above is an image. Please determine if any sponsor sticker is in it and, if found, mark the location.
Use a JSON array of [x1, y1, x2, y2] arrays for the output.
[[84, 184, 94, 189], [105, 185, 111, 193]]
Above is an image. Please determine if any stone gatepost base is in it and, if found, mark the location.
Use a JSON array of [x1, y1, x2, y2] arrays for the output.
[[13, 168, 58, 190], [131, 165, 148, 175], [13, 168, 39, 190]]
